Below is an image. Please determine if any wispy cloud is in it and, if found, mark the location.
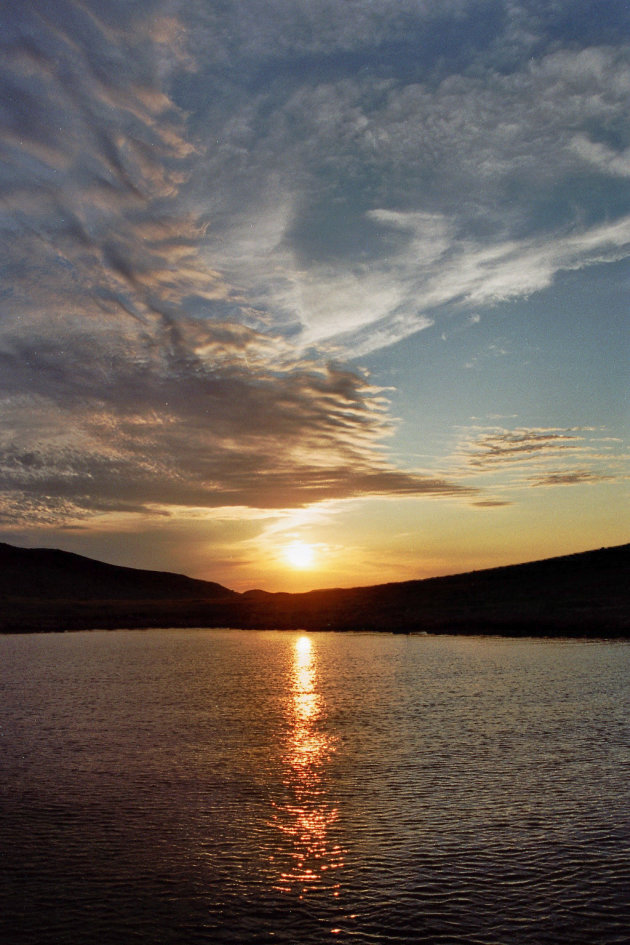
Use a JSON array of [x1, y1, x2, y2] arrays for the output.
[[185, 36, 630, 355], [472, 499, 513, 508], [1, 0, 628, 543], [571, 134, 630, 179], [0, 318, 472, 527], [530, 470, 616, 487], [462, 429, 584, 469], [454, 426, 626, 495]]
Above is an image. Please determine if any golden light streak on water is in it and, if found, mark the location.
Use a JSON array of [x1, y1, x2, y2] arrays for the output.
[[272, 635, 346, 898]]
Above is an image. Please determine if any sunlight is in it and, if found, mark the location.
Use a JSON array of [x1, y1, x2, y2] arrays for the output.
[[270, 632, 345, 899], [295, 634, 312, 659], [284, 540, 316, 569]]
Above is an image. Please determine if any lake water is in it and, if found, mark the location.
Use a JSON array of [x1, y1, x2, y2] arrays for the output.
[[1, 629, 629, 944]]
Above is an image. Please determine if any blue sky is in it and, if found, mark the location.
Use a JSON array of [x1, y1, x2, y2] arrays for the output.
[[0, 0, 628, 589]]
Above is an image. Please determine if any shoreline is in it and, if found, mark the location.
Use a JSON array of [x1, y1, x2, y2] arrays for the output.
[[2, 542, 628, 637]]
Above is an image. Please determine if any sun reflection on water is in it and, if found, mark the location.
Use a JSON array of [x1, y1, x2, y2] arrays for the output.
[[272, 635, 345, 898]]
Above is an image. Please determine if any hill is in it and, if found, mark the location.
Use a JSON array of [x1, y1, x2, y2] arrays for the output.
[[237, 544, 629, 636], [0, 542, 236, 602], [0, 541, 628, 636]]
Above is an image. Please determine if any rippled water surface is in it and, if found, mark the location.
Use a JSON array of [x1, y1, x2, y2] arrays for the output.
[[1, 629, 629, 944]]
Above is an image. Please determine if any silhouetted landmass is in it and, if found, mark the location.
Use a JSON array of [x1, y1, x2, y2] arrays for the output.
[[0, 541, 628, 636], [0, 542, 236, 602]]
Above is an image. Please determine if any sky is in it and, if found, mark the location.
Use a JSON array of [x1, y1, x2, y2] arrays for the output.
[[0, 0, 628, 592]]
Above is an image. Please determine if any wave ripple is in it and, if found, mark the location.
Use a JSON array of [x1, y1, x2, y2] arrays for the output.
[[1, 630, 629, 944]]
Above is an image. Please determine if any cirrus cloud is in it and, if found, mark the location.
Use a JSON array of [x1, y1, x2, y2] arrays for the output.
[[453, 426, 626, 497], [1, 0, 628, 546]]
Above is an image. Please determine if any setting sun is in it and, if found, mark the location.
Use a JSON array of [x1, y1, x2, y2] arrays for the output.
[[284, 541, 316, 569]]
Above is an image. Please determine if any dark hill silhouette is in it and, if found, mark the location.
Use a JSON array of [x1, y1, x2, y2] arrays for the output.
[[0, 542, 236, 602], [238, 544, 629, 636], [0, 541, 628, 636]]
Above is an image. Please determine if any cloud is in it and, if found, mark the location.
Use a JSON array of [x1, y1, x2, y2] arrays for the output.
[[8, 4, 628, 364], [454, 426, 626, 495], [529, 471, 616, 487], [0, 0, 487, 529], [1, 0, 629, 534], [0, 317, 473, 526], [571, 134, 630, 179], [0, 1, 213, 352], [181, 0, 496, 69], [472, 499, 512, 508], [461, 428, 584, 469], [182, 34, 630, 355]]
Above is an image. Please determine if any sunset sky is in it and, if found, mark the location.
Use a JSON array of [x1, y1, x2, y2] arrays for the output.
[[1, 0, 628, 591]]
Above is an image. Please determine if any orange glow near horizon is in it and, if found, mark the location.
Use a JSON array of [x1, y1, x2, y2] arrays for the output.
[[182, 488, 630, 594]]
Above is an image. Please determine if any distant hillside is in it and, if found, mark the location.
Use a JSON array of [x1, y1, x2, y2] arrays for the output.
[[0, 542, 236, 602], [237, 544, 629, 636], [0, 541, 628, 636]]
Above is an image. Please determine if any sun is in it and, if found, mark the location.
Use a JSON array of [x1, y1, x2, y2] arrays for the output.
[[284, 540, 316, 569]]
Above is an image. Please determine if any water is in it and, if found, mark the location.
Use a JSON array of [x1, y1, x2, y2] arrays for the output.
[[1, 629, 629, 944]]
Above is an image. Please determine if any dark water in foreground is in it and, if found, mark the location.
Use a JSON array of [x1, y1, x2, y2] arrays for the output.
[[1, 629, 629, 944]]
